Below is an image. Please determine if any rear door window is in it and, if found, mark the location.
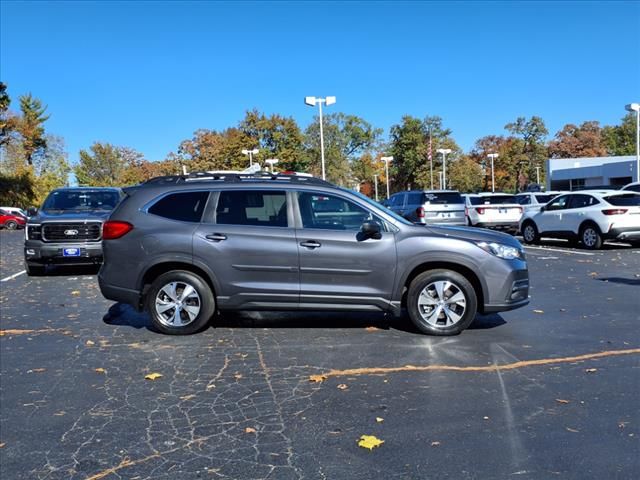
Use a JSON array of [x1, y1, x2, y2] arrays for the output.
[[148, 191, 209, 222], [568, 194, 599, 209], [216, 190, 288, 227], [407, 193, 422, 205]]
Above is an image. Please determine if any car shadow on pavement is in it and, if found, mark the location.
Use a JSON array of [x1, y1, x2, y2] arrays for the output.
[[103, 303, 507, 335], [39, 265, 101, 276], [597, 277, 640, 286]]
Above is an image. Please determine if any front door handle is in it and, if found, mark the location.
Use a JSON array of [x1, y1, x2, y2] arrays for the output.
[[206, 233, 227, 242], [300, 240, 321, 249]]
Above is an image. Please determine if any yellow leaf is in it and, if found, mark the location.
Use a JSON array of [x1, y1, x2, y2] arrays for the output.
[[533, 309, 544, 314], [145, 373, 163, 380], [85, 340, 95, 346], [31, 368, 46, 373], [365, 326, 380, 332], [180, 394, 196, 401], [245, 427, 256, 433], [555, 399, 570, 404], [358, 435, 384, 450], [0, 442, 4, 448], [94, 368, 106, 374], [337, 384, 348, 390], [71, 291, 80, 296], [375, 417, 384, 423], [309, 374, 327, 383]]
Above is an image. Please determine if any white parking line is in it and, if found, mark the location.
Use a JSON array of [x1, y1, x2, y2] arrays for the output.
[[1, 270, 26, 282], [523, 245, 595, 256]]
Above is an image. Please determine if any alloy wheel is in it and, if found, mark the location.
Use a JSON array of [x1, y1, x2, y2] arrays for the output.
[[417, 280, 467, 328], [155, 281, 201, 327]]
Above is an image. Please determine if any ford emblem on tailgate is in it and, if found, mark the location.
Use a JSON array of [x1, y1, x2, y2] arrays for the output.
[[64, 229, 79, 236]]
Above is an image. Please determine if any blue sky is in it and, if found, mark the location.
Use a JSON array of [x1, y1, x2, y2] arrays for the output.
[[1, 0, 639, 164]]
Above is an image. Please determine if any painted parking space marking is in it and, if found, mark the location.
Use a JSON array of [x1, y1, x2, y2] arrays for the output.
[[1, 270, 26, 282]]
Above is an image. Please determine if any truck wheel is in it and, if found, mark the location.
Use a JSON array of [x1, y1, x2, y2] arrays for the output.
[[407, 269, 478, 336], [145, 270, 215, 335], [26, 263, 45, 276]]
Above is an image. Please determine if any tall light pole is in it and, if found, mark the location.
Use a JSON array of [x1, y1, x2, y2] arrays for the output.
[[305, 96, 336, 180], [381, 156, 393, 199], [242, 148, 259, 167], [487, 153, 499, 193], [373, 174, 379, 201], [626, 103, 640, 182], [535, 165, 541, 185], [437, 148, 452, 189], [438, 171, 443, 189], [265, 158, 279, 173]]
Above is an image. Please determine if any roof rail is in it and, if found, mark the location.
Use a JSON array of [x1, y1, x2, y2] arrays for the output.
[[141, 171, 333, 187]]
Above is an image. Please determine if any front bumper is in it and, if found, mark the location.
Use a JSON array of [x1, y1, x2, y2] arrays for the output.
[[481, 268, 530, 313], [24, 241, 103, 265]]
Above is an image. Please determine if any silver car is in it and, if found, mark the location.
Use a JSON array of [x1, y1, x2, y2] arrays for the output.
[[387, 190, 466, 226]]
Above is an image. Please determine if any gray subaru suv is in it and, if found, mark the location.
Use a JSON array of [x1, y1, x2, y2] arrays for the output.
[[98, 173, 529, 336]]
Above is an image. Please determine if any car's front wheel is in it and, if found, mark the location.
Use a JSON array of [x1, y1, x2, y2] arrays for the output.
[[521, 221, 539, 244], [580, 223, 602, 250], [145, 270, 215, 335], [5, 220, 18, 230], [407, 269, 478, 336]]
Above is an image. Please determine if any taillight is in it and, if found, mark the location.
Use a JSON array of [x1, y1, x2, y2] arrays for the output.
[[476, 207, 485, 215], [517, 207, 523, 213], [102, 221, 133, 239], [417, 207, 425, 219], [602, 209, 628, 216]]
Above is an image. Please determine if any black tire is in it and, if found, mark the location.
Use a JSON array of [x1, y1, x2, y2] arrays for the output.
[[5, 220, 18, 230], [407, 269, 478, 336], [521, 221, 539, 245], [630, 240, 640, 248], [25, 263, 45, 276], [145, 270, 215, 335], [579, 223, 602, 250], [466, 216, 474, 227]]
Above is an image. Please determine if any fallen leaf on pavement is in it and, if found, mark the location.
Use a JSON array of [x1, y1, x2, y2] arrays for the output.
[[85, 340, 95, 346], [358, 435, 384, 450], [555, 399, 570, 404], [365, 326, 380, 332], [566, 427, 579, 433], [376, 417, 384, 423], [245, 427, 256, 433], [30, 368, 46, 373], [180, 394, 196, 401], [71, 291, 80, 296], [585, 368, 598, 373], [431, 441, 441, 446], [533, 309, 544, 314], [309, 374, 327, 383], [337, 384, 348, 390], [94, 368, 106, 374], [0, 442, 4, 448], [145, 373, 163, 380]]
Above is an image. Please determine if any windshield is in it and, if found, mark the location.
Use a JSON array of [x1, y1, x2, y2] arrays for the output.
[[422, 192, 463, 204], [42, 190, 120, 212], [341, 188, 413, 225], [469, 195, 517, 205]]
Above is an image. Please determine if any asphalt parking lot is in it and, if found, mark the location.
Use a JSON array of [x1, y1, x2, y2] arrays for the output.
[[1, 229, 639, 480]]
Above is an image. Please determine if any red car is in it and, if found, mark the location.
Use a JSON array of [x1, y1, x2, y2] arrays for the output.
[[0, 209, 27, 230]]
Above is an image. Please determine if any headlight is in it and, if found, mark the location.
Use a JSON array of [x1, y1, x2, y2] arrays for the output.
[[26, 224, 42, 241], [476, 241, 524, 260]]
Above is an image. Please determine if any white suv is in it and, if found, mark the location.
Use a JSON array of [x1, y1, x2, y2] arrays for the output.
[[622, 182, 640, 193], [464, 193, 523, 233], [514, 192, 563, 213], [519, 190, 640, 249]]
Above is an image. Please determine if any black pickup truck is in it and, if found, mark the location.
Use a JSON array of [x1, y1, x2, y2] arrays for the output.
[[24, 187, 123, 275]]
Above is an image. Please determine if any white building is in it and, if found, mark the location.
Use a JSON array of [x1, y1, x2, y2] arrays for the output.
[[546, 155, 636, 191]]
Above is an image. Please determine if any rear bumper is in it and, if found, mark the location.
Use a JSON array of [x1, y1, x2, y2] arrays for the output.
[[98, 274, 142, 310], [474, 221, 519, 231], [24, 241, 103, 265], [606, 227, 640, 241]]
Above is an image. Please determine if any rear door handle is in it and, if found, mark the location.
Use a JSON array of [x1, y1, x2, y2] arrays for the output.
[[205, 233, 227, 242], [300, 240, 321, 249]]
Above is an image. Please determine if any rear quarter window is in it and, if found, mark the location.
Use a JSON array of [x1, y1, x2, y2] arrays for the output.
[[148, 191, 209, 222], [604, 194, 640, 206]]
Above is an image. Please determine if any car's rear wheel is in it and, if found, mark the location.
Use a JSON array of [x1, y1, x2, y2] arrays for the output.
[[146, 270, 215, 335], [521, 221, 539, 244], [5, 220, 18, 230], [407, 269, 478, 336], [580, 223, 602, 250]]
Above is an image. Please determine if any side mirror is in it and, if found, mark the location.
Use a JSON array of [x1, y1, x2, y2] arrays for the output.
[[360, 221, 382, 240], [539, 206, 545, 212]]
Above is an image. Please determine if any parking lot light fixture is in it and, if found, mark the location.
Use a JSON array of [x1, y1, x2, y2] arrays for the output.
[[305, 96, 336, 180], [373, 174, 379, 201], [265, 158, 279, 173], [487, 153, 499, 192], [437, 149, 452, 189], [241, 148, 259, 167], [625, 103, 640, 182], [381, 156, 393, 199]]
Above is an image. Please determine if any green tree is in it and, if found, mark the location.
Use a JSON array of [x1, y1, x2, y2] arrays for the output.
[[31, 135, 71, 203], [75, 143, 126, 186], [304, 113, 381, 185], [505, 116, 548, 191], [16, 93, 50, 165], [175, 128, 254, 172], [448, 155, 483, 192], [0, 81, 16, 147], [239, 109, 307, 171], [602, 113, 636, 156]]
